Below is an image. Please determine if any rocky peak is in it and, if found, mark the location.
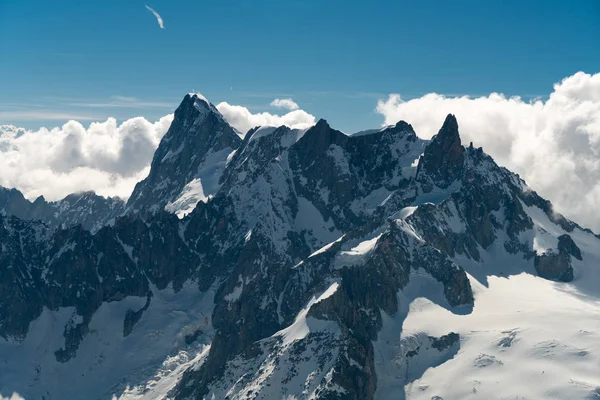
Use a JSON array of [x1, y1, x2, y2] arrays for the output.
[[126, 93, 242, 216], [292, 118, 349, 158], [390, 120, 417, 137], [417, 113, 465, 188]]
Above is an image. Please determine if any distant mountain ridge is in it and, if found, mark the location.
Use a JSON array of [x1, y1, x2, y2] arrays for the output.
[[0, 186, 125, 233]]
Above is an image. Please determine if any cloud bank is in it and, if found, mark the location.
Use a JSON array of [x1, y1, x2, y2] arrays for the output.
[[376, 71, 600, 232], [270, 98, 300, 111], [0, 115, 173, 201], [216, 102, 315, 134]]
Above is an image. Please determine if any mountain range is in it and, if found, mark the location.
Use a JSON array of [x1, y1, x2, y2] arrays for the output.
[[0, 93, 598, 400]]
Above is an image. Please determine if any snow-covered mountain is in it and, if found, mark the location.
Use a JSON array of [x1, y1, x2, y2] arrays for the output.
[[0, 94, 598, 400]]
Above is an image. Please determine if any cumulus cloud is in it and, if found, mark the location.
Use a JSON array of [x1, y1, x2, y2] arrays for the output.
[[376, 71, 600, 232], [145, 5, 165, 29], [270, 98, 300, 111], [216, 102, 315, 134], [0, 114, 173, 201]]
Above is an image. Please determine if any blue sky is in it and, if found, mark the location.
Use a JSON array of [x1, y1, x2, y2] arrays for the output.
[[0, 0, 598, 132]]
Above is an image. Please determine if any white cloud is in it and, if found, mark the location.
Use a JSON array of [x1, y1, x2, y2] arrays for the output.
[[145, 5, 165, 29], [376, 71, 600, 232], [270, 98, 300, 111], [0, 114, 173, 201], [216, 102, 315, 134]]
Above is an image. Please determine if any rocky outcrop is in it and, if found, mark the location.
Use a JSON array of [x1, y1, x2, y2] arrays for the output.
[[558, 234, 582, 260], [534, 234, 581, 282], [534, 247, 573, 282], [123, 291, 153, 337], [416, 114, 465, 189]]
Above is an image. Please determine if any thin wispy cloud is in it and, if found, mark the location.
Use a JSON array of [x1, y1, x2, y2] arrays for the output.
[[145, 5, 164, 29]]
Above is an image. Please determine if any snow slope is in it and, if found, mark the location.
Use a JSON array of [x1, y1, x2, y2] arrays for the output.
[[399, 272, 600, 400], [0, 283, 216, 400], [375, 203, 600, 400]]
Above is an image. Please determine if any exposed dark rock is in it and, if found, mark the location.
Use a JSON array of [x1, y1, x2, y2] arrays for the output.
[[430, 332, 460, 351], [417, 114, 465, 189], [184, 328, 204, 345], [558, 234, 582, 261], [123, 291, 153, 337], [533, 234, 581, 282], [534, 250, 574, 282], [498, 329, 519, 348]]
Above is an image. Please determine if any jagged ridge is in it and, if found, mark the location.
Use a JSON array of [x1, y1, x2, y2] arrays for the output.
[[0, 94, 598, 400]]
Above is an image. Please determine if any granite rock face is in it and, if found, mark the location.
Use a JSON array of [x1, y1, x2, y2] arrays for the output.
[[416, 114, 465, 190], [126, 94, 242, 215]]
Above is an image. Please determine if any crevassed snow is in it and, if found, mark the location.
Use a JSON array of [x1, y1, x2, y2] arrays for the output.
[[398, 273, 600, 400], [374, 215, 600, 400]]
